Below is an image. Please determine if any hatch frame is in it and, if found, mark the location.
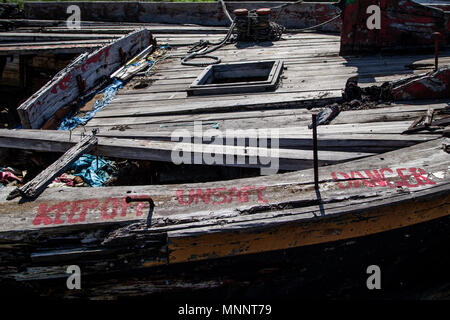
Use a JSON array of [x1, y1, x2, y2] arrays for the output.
[[187, 60, 284, 96]]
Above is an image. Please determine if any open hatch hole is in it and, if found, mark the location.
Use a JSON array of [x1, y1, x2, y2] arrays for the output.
[[187, 60, 283, 96]]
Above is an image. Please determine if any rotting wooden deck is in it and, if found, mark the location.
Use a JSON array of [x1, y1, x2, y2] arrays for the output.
[[86, 31, 450, 127], [0, 22, 449, 297]]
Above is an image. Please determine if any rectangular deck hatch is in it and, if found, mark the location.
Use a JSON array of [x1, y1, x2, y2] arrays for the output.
[[187, 60, 283, 96]]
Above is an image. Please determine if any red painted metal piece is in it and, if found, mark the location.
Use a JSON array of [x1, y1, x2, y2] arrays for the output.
[[392, 68, 450, 100], [233, 8, 248, 16], [340, 0, 449, 55], [256, 8, 271, 16]]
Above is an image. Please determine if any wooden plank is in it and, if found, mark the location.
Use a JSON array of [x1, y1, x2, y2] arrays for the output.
[[0, 32, 120, 42], [0, 138, 447, 236], [425, 108, 435, 126], [93, 90, 342, 118], [0, 42, 104, 56], [42, 25, 230, 35], [0, 20, 227, 34], [24, 2, 341, 31], [7, 135, 98, 200], [142, 55, 450, 83], [0, 39, 111, 47], [16, 28, 153, 129], [84, 131, 438, 154], [403, 117, 450, 134], [408, 115, 424, 131], [0, 129, 375, 171], [85, 121, 434, 138], [83, 99, 448, 129], [111, 44, 154, 81], [167, 184, 450, 264]]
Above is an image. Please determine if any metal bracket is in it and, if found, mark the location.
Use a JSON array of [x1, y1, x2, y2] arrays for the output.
[[126, 196, 155, 228]]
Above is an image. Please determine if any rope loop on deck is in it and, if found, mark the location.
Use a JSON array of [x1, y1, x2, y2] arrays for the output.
[[180, 54, 221, 67], [180, 20, 236, 67]]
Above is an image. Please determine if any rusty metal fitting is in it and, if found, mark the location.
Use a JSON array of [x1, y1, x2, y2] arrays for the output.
[[126, 196, 155, 227], [433, 32, 441, 71], [311, 113, 319, 190], [256, 8, 271, 16], [233, 8, 248, 16]]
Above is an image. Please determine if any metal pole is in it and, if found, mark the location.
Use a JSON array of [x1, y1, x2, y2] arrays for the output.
[[434, 32, 441, 72], [312, 113, 319, 189]]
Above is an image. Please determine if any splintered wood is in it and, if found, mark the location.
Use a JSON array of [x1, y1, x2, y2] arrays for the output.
[[7, 135, 97, 200], [16, 29, 154, 129]]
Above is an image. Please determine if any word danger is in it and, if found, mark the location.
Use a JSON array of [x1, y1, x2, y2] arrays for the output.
[[33, 196, 147, 226], [331, 167, 436, 189], [176, 185, 268, 206]]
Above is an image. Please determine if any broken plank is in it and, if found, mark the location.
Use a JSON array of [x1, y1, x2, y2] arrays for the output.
[[0, 129, 374, 171], [7, 135, 98, 200], [425, 108, 435, 127], [408, 115, 424, 131], [402, 117, 450, 134], [16, 28, 154, 129]]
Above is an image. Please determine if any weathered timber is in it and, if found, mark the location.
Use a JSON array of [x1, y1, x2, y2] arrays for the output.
[[402, 117, 450, 134], [24, 2, 342, 31], [83, 102, 449, 130], [425, 108, 435, 126], [0, 129, 375, 171], [7, 135, 98, 200], [90, 37, 450, 121], [0, 41, 106, 56], [408, 115, 425, 131], [16, 28, 153, 129], [0, 32, 120, 42], [0, 138, 447, 272], [111, 45, 154, 81]]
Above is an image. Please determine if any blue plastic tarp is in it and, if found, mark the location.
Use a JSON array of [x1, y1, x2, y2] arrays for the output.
[[58, 78, 123, 131], [57, 79, 123, 187], [70, 154, 115, 187]]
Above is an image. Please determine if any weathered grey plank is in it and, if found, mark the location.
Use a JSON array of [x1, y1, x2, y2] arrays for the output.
[[0, 129, 375, 171], [93, 90, 342, 118], [0, 138, 447, 234], [82, 102, 448, 130], [16, 28, 153, 129], [7, 135, 98, 200], [24, 2, 342, 31]]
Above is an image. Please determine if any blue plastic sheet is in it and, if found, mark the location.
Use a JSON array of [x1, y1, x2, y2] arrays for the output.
[[57, 79, 123, 186], [70, 154, 115, 187], [58, 78, 123, 131]]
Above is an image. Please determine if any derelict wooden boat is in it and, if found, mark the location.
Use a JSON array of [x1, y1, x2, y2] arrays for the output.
[[0, 0, 449, 299]]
